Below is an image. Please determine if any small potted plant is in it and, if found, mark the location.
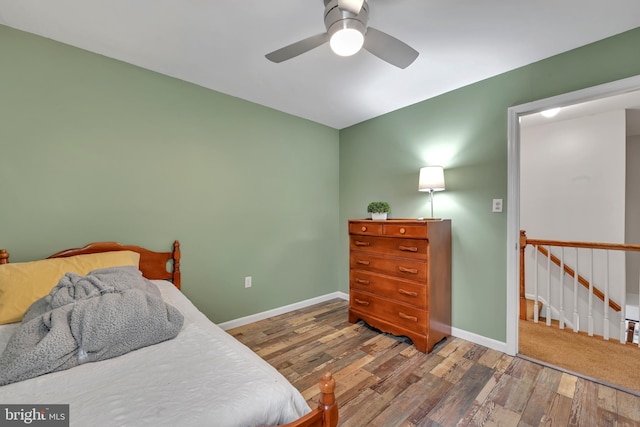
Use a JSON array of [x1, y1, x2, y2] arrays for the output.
[[367, 201, 391, 220]]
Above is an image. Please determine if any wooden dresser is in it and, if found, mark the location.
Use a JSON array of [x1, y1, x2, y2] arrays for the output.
[[348, 219, 451, 353]]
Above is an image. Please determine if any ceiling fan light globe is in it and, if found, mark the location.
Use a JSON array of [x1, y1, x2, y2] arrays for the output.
[[330, 28, 364, 56]]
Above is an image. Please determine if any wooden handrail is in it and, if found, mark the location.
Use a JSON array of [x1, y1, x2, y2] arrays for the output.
[[526, 238, 640, 252], [520, 230, 634, 319], [535, 245, 621, 312]]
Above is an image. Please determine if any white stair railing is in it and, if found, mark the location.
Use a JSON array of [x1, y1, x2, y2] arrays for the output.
[[519, 230, 640, 346]]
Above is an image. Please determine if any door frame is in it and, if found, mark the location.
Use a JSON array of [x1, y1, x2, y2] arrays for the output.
[[506, 74, 640, 356]]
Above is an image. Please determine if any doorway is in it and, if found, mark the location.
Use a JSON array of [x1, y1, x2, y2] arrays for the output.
[[505, 74, 640, 356]]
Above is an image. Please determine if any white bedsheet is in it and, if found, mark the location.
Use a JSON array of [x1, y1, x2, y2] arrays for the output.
[[0, 281, 311, 427]]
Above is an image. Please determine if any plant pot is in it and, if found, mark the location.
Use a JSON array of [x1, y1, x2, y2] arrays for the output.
[[371, 212, 387, 220]]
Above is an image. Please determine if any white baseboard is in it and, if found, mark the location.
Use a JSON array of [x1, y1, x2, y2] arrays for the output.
[[451, 327, 508, 354], [218, 291, 349, 330]]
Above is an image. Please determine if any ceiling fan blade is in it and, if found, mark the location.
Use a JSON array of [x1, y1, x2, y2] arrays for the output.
[[364, 27, 419, 69], [265, 33, 330, 63], [337, 0, 365, 14]]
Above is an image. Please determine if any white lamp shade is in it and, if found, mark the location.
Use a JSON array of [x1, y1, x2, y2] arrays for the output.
[[418, 166, 445, 192]]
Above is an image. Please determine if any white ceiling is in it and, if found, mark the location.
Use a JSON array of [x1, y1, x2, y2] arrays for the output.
[[521, 90, 640, 135], [1, 0, 640, 129]]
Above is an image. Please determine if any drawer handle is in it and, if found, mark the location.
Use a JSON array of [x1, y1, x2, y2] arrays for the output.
[[361, 226, 367, 232], [400, 228, 406, 234], [355, 278, 370, 285], [357, 260, 371, 266], [355, 241, 371, 247], [355, 298, 370, 306], [399, 245, 418, 252], [398, 289, 418, 297], [399, 312, 418, 322], [398, 266, 418, 274]]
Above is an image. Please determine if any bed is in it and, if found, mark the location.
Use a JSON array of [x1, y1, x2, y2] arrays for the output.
[[0, 241, 338, 427]]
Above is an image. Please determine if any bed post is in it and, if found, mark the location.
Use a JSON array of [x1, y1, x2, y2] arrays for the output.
[[319, 372, 338, 427], [0, 249, 8, 265], [172, 240, 181, 290]]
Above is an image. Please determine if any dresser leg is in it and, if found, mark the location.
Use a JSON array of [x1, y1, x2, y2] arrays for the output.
[[412, 336, 428, 353], [348, 309, 359, 324]]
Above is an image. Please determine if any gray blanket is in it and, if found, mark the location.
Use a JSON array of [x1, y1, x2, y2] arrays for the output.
[[0, 266, 184, 386]]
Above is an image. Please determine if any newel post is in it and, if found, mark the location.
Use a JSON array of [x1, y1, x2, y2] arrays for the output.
[[519, 230, 527, 320]]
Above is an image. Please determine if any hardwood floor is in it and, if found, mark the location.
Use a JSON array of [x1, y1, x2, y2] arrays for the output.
[[228, 299, 640, 426]]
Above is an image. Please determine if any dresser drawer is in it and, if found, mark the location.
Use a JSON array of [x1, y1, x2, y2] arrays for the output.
[[350, 253, 427, 281], [382, 224, 428, 238], [350, 235, 428, 259], [350, 290, 427, 332], [350, 270, 427, 308], [349, 222, 383, 236]]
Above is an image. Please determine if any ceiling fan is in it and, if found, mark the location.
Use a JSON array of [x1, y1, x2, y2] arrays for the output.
[[265, 0, 419, 69]]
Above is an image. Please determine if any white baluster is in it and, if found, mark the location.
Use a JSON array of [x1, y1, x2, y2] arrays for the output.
[[604, 250, 610, 341], [534, 246, 539, 323], [573, 248, 579, 333], [620, 289, 626, 344], [559, 247, 565, 329], [546, 246, 551, 326], [588, 249, 594, 336]]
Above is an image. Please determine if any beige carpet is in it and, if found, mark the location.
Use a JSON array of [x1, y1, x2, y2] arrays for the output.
[[519, 319, 640, 395]]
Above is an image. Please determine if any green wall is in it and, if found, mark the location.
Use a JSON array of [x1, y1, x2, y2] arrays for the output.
[[0, 25, 340, 323], [339, 27, 640, 342], [3, 22, 640, 344]]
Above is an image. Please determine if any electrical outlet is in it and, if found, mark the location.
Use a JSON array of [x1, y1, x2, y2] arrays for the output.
[[244, 276, 252, 288], [492, 199, 503, 213]]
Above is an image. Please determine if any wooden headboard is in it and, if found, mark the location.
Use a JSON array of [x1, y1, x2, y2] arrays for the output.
[[0, 241, 181, 289]]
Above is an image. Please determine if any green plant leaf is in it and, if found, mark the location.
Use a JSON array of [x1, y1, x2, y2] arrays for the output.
[[367, 201, 391, 213]]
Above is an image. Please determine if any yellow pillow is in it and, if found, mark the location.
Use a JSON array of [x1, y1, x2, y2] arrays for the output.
[[0, 250, 140, 324]]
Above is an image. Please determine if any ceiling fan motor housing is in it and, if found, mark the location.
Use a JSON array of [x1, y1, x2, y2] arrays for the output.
[[324, 0, 369, 38], [265, 0, 417, 68]]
